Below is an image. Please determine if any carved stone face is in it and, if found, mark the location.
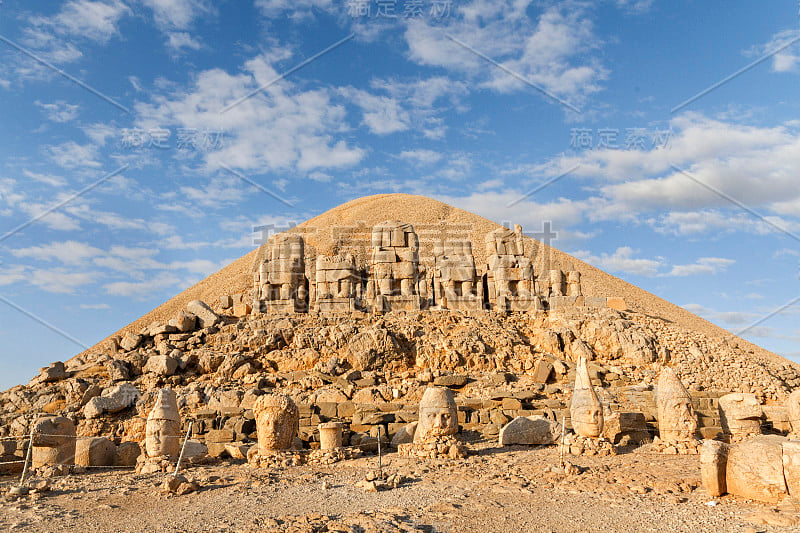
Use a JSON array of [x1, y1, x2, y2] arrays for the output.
[[787, 390, 800, 434], [145, 419, 181, 458], [31, 416, 76, 467], [414, 387, 458, 443], [657, 368, 697, 442], [570, 356, 604, 438], [254, 394, 299, 453], [145, 388, 181, 458], [719, 392, 762, 437]]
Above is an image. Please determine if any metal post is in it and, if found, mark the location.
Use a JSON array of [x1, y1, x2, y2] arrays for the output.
[[173, 421, 193, 476], [559, 414, 566, 467], [377, 426, 382, 478], [19, 424, 34, 486]]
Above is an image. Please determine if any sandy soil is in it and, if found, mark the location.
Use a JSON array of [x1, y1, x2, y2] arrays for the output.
[[1, 443, 795, 532]]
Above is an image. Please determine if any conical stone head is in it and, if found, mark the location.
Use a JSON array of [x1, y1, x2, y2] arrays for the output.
[[414, 386, 458, 443], [656, 367, 697, 442], [145, 388, 181, 458], [570, 356, 603, 437]]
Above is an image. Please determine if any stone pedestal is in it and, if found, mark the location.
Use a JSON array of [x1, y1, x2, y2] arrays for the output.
[[318, 422, 343, 450]]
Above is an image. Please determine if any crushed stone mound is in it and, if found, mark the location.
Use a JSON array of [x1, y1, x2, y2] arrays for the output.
[[74, 193, 790, 368]]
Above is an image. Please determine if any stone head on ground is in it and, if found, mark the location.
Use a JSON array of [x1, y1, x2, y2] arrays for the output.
[[31, 416, 76, 468], [414, 386, 459, 443], [145, 388, 181, 458], [570, 356, 603, 438], [253, 394, 299, 453], [656, 367, 697, 442]]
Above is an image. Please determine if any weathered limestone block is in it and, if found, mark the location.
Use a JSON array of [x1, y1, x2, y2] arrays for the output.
[[783, 440, 800, 496], [145, 388, 181, 459], [114, 441, 141, 467], [719, 392, 762, 441], [75, 437, 116, 467], [484, 225, 537, 312], [83, 383, 140, 419], [120, 332, 142, 351], [432, 240, 480, 310], [656, 367, 698, 442], [566, 271, 582, 297], [391, 422, 417, 447], [414, 387, 458, 443], [602, 412, 649, 445], [186, 300, 219, 328], [253, 394, 299, 456], [726, 435, 786, 503], [787, 389, 800, 435], [345, 327, 403, 371], [253, 233, 307, 313], [31, 416, 76, 468], [570, 356, 603, 438], [700, 439, 728, 497], [169, 311, 196, 333], [531, 359, 553, 383], [143, 355, 178, 376], [318, 422, 344, 450], [499, 416, 561, 446]]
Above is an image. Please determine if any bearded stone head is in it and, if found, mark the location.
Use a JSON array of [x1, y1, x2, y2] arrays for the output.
[[253, 394, 299, 453], [414, 386, 459, 443], [656, 367, 697, 442], [145, 388, 181, 458]]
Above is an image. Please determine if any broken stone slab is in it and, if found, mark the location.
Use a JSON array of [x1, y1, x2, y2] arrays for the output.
[[39, 362, 67, 383], [83, 383, 140, 419], [531, 360, 553, 384], [700, 439, 728, 497], [499, 416, 561, 446], [186, 300, 220, 328], [169, 311, 197, 333], [433, 374, 469, 388], [726, 435, 787, 503], [75, 437, 116, 467], [114, 441, 141, 467], [143, 355, 178, 376], [391, 422, 417, 447], [119, 332, 142, 351]]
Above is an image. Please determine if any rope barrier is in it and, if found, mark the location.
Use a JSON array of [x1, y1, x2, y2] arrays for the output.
[[173, 421, 193, 476]]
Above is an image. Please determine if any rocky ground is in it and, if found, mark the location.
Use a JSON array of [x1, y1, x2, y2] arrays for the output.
[[2, 442, 798, 532]]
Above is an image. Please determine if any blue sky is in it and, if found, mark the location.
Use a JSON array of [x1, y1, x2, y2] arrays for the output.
[[0, 0, 799, 390]]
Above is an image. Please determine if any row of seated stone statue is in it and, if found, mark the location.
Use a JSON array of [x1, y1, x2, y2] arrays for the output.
[[253, 221, 588, 313]]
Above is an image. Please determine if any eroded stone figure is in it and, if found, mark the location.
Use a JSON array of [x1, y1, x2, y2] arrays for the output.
[[31, 416, 76, 468], [366, 221, 424, 312], [483, 225, 537, 312], [570, 356, 603, 438], [145, 388, 181, 458], [414, 387, 459, 443], [656, 367, 697, 442], [432, 240, 480, 311], [253, 394, 299, 454], [718, 392, 762, 442], [253, 233, 307, 313]]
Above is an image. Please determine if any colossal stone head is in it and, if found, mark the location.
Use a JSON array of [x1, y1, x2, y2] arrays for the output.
[[787, 389, 800, 434], [31, 416, 76, 468], [718, 392, 762, 438], [253, 394, 299, 453], [414, 387, 459, 443], [656, 367, 697, 442], [570, 357, 603, 438], [145, 388, 181, 458]]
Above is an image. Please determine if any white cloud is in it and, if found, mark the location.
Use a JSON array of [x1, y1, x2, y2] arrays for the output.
[[615, 0, 654, 13], [166, 31, 202, 51], [140, 0, 212, 29], [104, 273, 181, 297], [48, 141, 101, 169], [12, 241, 103, 264], [22, 170, 67, 188], [667, 257, 735, 277], [341, 88, 410, 135], [134, 52, 365, 173], [748, 29, 800, 73], [29, 268, 99, 293], [399, 149, 443, 165], [254, 0, 333, 18], [403, 3, 607, 109], [35, 100, 79, 122], [572, 246, 663, 277], [27, 0, 130, 44], [80, 303, 111, 309]]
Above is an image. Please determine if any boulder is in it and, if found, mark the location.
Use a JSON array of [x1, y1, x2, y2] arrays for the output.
[[169, 311, 197, 333], [143, 355, 178, 376], [783, 440, 800, 497], [83, 383, 140, 419], [726, 435, 786, 503], [75, 437, 116, 467], [433, 374, 468, 388], [186, 300, 219, 328], [700, 439, 728, 497], [531, 360, 553, 383], [119, 332, 142, 351], [105, 359, 130, 382], [39, 362, 67, 383], [114, 441, 141, 467], [345, 328, 403, 371], [391, 422, 417, 447], [499, 416, 562, 446]]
